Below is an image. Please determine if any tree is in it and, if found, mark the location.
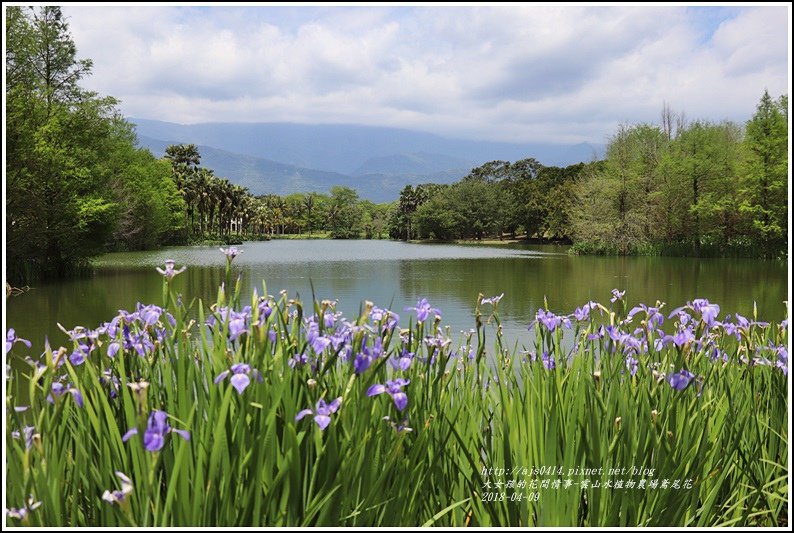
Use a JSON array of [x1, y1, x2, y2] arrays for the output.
[[569, 124, 666, 253], [303, 193, 317, 235], [110, 148, 184, 250], [6, 7, 119, 278], [6, 7, 194, 277], [396, 185, 419, 240], [164, 144, 201, 190], [328, 186, 362, 239], [668, 121, 744, 252], [739, 91, 788, 256], [414, 191, 464, 240]]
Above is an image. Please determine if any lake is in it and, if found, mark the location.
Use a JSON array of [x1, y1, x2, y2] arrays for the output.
[[6, 240, 788, 358]]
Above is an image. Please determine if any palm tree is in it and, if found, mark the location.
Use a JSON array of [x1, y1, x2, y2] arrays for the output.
[[230, 185, 249, 235], [194, 168, 213, 235], [164, 144, 200, 192], [303, 193, 316, 235]]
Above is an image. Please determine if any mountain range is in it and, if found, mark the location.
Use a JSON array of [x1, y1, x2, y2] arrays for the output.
[[133, 119, 603, 202]]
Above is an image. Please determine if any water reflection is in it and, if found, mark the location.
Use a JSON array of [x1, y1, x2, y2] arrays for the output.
[[6, 241, 787, 357]]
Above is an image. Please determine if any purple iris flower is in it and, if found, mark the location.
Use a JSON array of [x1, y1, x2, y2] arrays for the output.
[[587, 326, 605, 341], [130, 332, 155, 357], [58, 324, 90, 342], [605, 325, 623, 343], [709, 347, 728, 363], [669, 299, 720, 327], [322, 311, 337, 329], [102, 472, 133, 505], [138, 304, 163, 326], [295, 397, 342, 430], [367, 378, 410, 411], [424, 333, 452, 349], [329, 331, 349, 352], [304, 322, 331, 354], [628, 304, 665, 328], [384, 311, 400, 332], [311, 335, 331, 354], [107, 341, 122, 358], [289, 352, 311, 368], [11, 426, 37, 449], [6, 496, 42, 521], [99, 369, 121, 399], [220, 246, 242, 261], [672, 326, 695, 348], [690, 299, 720, 326], [370, 306, 400, 332], [735, 313, 751, 328], [722, 321, 740, 340], [667, 369, 695, 391], [353, 352, 372, 374], [105, 314, 127, 338], [391, 348, 415, 371], [573, 301, 599, 322], [370, 306, 387, 322], [481, 293, 504, 306], [6, 329, 32, 354], [774, 344, 787, 375], [353, 337, 384, 374], [214, 363, 262, 394], [610, 289, 626, 303], [47, 382, 84, 408], [625, 355, 638, 376], [228, 315, 249, 341], [676, 311, 692, 326], [156, 259, 186, 281], [207, 306, 251, 341], [530, 309, 570, 332], [622, 335, 644, 356], [257, 299, 273, 325], [68, 342, 93, 366], [122, 410, 190, 452], [541, 351, 556, 370], [405, 298, 440, 323]]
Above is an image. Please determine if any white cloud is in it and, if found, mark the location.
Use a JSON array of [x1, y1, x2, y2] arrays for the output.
[[60, 5, 789, 144]]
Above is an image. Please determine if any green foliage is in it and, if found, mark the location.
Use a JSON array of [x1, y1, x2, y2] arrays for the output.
[[414, 191, 464, 240], [570, 94, 788, 258], [328, 186, 363, 239], [396, 159, 588, 242], [111, 150, 185, 250], [5, 7, 187, 280], [571, 124, 669, 254], [389, 184, 443, 240], [739, 91, 788, 257]]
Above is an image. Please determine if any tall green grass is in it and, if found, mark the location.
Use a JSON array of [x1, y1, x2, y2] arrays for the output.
[[5, 267, 788, 526]]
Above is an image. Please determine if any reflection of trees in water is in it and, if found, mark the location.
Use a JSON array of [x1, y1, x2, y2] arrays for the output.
[[239, 262, 389, 302], [397, 255, 786, 322]]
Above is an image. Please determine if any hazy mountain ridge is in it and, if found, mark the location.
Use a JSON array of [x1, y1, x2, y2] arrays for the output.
[[138, 135, 468, 202], [132, 118, 603, 173], [134, 119, 603, 202], [352, 152, 475, 176]]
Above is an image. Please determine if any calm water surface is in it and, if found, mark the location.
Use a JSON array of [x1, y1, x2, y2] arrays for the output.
[[6, 240, 788, 356]]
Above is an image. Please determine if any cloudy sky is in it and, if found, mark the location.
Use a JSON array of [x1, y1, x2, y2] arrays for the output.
[[60, 4, 789, 145]]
